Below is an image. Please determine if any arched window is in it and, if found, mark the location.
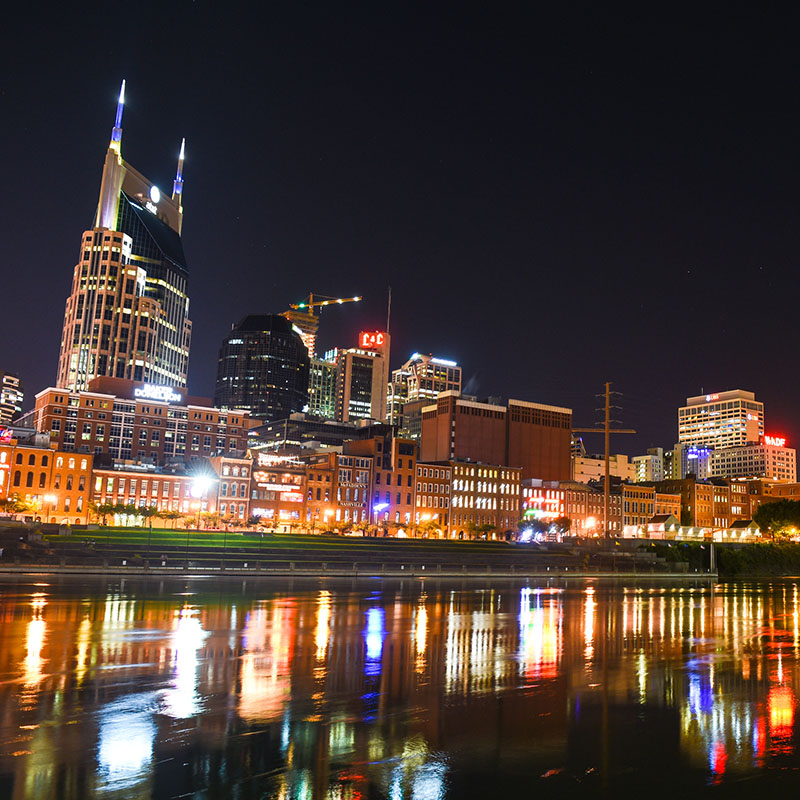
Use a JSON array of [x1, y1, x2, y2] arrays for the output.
[[68, 458, 75, 469], [15, 453, 22, 464], [56, 457, 63, 468], [0, 452, 6, 463], [28, 454, 35, 465], [66, 474, 73, 490], [13, 470, 21, 486], [41, 455, 48, 467], [26, 472, 34, 487], [39, 473, 46, 488], [80, 459, 87, 470]]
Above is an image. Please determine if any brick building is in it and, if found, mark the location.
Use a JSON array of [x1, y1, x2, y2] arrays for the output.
[[21, 377, 250, 465], [414, 462, 452, 536], [447, 461, 521, 538], [420, 392, 571, 480]]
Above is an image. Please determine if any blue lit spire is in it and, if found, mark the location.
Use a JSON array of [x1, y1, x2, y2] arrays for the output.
[[172, 137, 185, 201], [110, 79, 125, 153]]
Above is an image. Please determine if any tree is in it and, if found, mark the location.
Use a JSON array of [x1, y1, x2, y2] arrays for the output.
[[417, 518, 441, 538], [552, 516, 572, 536], [753, 500, 800, 540]]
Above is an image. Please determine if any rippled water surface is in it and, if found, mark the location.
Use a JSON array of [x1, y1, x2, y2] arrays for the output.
[[1, 575, 799, 798]]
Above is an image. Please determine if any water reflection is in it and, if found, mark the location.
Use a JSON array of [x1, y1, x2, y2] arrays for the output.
[[2, 578, 800, 797]]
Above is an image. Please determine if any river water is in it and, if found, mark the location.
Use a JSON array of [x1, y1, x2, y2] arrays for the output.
[[0, 576, 798, 798]]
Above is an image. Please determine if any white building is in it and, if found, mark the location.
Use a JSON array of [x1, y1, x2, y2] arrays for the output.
[[387, 353, 461, 427], [678, 389, 764, 449], [572, 453, 635, 483], [633, 447, 665, 482], [711, 439, 797, 483]]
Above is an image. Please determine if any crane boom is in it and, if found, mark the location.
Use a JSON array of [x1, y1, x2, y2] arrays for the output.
[[289, 293, 361, 315]]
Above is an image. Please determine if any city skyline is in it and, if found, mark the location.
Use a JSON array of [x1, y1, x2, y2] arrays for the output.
[[3, 5, 800, 452]]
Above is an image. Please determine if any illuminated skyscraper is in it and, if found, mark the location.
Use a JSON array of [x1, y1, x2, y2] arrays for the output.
[[333, 331, 390, 423], [677, 390, 764, 450], [57, 82, 191, 391], [0, 372, 23, 425]]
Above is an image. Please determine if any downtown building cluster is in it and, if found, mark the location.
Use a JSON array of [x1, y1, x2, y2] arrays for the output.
[[1, 85, 796, 541]]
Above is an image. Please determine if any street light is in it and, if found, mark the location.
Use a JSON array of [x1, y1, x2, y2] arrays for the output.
[[373, 502, 389, 537], [186, 474, 217, 568], [43, 494, 57, 524]]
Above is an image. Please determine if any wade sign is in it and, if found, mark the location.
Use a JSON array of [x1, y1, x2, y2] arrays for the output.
[[765, 435, 787, 447]]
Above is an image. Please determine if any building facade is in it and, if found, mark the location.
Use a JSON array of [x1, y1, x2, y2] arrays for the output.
[[333, 331, 390, 422], [420, 392, 572, 481], [57, 82, 191, 391], [414, 462, 452, 535], [22, 378, 249, 465], [710, 439, 797, 483], [448, 461, 521, 538], [0, 373, 23, 425], [678, 389, 764, 449], [387, 353, 461, 431], [572, 453, 636, 483], [214, 315, 310, 422]]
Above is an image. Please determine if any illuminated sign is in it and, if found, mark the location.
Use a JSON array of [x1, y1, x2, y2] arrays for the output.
[[765, 435, 787, 447], [359, 331, 385, 350], [0, 428, 12, 444], [705, 394, 720, 402], [134, 384, 183, 403], [280, 491, 303, 503], [251, 508, 274, 518], [256, 453, 303, 468]]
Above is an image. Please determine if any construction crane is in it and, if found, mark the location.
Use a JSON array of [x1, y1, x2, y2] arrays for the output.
[[282, 293, 362, 358]]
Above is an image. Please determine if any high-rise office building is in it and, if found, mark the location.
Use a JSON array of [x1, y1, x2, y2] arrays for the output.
[[0, 373, 23, 425], [57, 82, 192, 391], [334, 331, 390, 422], [678, 390, 764, 449], [387, 352, 461, 431], [214, 315, 310, 422], [308, 355, 337, 418]]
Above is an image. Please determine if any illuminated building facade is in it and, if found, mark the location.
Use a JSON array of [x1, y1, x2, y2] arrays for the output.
[[678, 389, 764, 449], [333, 331, 390, 422], [710, 438, 797, 483], [420, 392, 572, 481], [214, 315, 310, 422], [572, 453, 635, 483], [308, 356, 337, 418], [249, 414, 392, 453], [304, 451, 374, 528], [387, 353, 462, 432], [248, 452, 305, 530], [0, 434, 92, 524], [0, 372, 23, 424], [414, 462, 452, 535], [344, 435, 417, 529], [57, 82, 191, 391], [447, 461, 521, 538], [21, 377, 250, 465], [633, 447, 665, 482]]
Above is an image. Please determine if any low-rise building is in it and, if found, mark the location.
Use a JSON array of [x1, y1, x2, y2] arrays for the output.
[[448, 461, 521, 538], [414, 462, 452, 536]]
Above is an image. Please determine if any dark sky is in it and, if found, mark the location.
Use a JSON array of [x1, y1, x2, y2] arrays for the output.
[[3, 2, 799, 454]]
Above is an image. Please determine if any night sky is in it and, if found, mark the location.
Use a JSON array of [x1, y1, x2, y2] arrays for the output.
[[3, 3, 799, 454]]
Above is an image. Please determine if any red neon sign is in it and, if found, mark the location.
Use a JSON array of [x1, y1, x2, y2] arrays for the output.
[[0, 429, 11, 444], [359, 331, 385, 350], [765, 435, 787, 447]]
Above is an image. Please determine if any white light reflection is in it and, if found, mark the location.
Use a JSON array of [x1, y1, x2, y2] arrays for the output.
[[316, 590, 331, 659], [162, 607, 208, 718], [583, 586, 595, 663], [97, 693, 156, 792]]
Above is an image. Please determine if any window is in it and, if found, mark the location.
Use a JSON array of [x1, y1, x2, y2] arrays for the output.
[[13, 470, 21, 487], [26, 472, 33, 488]]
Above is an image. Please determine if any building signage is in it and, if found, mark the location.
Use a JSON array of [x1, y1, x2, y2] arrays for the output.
[[0, 428, 12, 444], [256, 453, 303, 468], [765, 435, 787, 447], [280, 491, 303, 503], [359, 331, 385, 350], [134, 384, 183, 403], [705, 394, 720, 402]]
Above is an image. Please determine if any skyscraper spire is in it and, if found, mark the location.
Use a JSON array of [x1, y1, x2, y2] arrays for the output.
[[172, 137, 185, 201], [109, 79, 125, 153]]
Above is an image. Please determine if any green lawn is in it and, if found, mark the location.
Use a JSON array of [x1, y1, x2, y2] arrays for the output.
[[43, 527, 516, 553]]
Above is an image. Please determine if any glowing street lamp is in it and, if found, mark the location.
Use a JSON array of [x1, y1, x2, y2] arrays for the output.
[[373, 502, 389, 535], [43, 494, 57, 523]]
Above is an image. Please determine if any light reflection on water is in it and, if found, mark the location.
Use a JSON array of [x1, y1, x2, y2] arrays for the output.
[[1, 578, 800, 797]]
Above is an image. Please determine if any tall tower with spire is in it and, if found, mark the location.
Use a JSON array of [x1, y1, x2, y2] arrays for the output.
[[57, 83, 192, 392]]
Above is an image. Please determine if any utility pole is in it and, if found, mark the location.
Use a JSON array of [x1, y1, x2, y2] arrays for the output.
[[573, 382, 636, 537]]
